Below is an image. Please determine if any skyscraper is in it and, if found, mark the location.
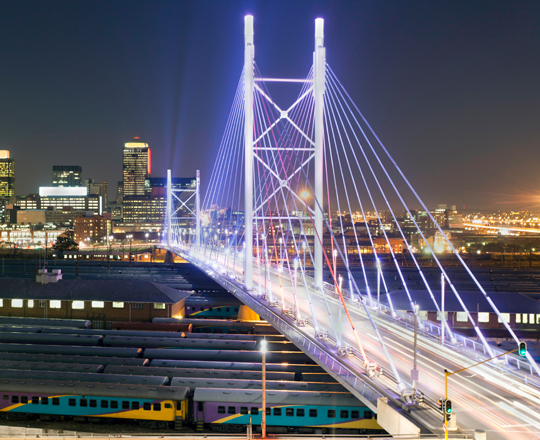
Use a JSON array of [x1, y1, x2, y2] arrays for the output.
[[0, 151, 15, 197], [123, 137, 151, 196], [86, 178, 108, 213], [52, 165, 82, 187]]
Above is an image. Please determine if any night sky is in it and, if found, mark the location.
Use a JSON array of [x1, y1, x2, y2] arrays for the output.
[[0, 0, 539, 211]]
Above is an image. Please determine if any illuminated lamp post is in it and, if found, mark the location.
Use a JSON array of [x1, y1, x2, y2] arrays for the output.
[[302, 240, 307, 270], [279, 237, 283, 269], [260, 339, 267, 438], [107, 235, 113, 273], [333, 249, 338, 294], [127, 234, 133, 267]]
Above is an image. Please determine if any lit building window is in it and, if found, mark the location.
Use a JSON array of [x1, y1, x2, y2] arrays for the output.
[[72, 301, 85, 310], [523, 314, 528, 324], [456, 312, 468, 322], [112, 302, 124, 309], [478, 312, 490, 323], [11, 299, 23, 308], [497, 313, 510, 323], [516, 313, 521, 323], [153, 303, 166, 310], [92, 301, 104, 308], [27, 300, 34, 308], [436, 311, 448, 321], [50, 300, 61, 309]]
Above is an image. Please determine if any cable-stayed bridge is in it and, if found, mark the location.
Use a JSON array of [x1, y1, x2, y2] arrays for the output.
[[163, 16, 540, 439]]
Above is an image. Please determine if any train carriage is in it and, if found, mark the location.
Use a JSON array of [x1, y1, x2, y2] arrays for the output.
[[193, 388, 383, 434], [0, 380, 189, 429]]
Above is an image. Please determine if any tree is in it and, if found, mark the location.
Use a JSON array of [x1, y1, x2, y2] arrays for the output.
[[53, 235, 79, 251]]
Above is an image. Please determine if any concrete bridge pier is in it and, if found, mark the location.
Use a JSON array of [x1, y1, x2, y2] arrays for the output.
[[164, 251, 175, 264]]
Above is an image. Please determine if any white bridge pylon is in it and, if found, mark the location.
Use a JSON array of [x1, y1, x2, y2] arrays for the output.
[[166, 15, 540, 413], [244, 15, 325, 291]]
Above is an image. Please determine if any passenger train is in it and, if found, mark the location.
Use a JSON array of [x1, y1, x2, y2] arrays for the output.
[[0, 379, 383, 434]]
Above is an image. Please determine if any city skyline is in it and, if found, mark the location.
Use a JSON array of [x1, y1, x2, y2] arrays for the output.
[[0, 1, 539, 209]]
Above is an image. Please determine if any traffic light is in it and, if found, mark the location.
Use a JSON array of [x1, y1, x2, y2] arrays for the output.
[[519, 341, 527, 357], [437, 398, 444, 411], [444, 399, 452, 420]]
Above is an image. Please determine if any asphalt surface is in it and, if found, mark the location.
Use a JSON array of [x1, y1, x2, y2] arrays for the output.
[[190, 248, 540, 440]]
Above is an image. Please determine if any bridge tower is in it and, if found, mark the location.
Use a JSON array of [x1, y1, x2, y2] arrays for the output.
[[243, 16, 326, 290], [244, 15, 255, 291], [313, 18, 325, 288]]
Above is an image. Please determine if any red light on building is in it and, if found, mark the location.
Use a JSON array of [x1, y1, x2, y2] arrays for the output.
[[147, 148, 151, 175]]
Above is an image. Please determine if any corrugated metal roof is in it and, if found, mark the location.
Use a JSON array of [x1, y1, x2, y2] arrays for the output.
[[0, 279, 192, 303], [193, 388, 358, 406]]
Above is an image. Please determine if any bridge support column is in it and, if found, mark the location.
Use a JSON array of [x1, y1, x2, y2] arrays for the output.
[[196, 169, 201, 248], [313, 18, 326, 288], [244, 15, 254, 291], [167, 169, 172, 247]]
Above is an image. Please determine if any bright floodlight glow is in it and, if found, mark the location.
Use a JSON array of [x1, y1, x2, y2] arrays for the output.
[[39, 187, 87, 197], [301, 190, 310, 200], [260, 340, 267, 354]]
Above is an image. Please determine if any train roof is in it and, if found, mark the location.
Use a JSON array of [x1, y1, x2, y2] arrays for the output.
[[39, 328, 187, 338], [148, 359, 322, 372], [103, 336, 257, 350], [0, 369, 168, 386], [0, 380, 189, 400], [0, 343, 142, 358], [170, 377, 345, 392], [0, 332, 103, 346], [0, 353, 146, 366], [104, 365, 296, 380], [193, 388, 361, 406], [0, 361, 103, 373], [0, 317, 89, 328], [143, 349, 311, 364]]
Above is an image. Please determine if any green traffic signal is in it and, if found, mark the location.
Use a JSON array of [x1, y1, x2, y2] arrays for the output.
[[519, 341, 527, 357], [445, 400, 452, 414]]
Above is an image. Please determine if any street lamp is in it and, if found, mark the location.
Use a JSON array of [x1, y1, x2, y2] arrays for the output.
[[279, 237, 283, 269], [127, 234, 133, 266], [333, 249, 338, 294], [260, 339, 267, 439], [107, 235, 113, 272]]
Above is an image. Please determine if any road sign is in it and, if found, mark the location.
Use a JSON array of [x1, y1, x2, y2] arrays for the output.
[[443, 423, 448, 433]]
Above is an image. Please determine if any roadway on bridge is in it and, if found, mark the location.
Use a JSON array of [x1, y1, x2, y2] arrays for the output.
[[188, 248, 540, 440]]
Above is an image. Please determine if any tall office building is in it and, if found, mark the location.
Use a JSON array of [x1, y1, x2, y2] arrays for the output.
[[0, 151, 15, 198], [116, 181, 123, 203], [52, 165, 82, 187], [86, 179, 108, 206], [123, 137, 150, 196]]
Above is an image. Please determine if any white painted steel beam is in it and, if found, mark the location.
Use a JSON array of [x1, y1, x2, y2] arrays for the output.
[[244, 15, 255, 290], [313, 18, 325, 288], [166, 169, 172, 247]]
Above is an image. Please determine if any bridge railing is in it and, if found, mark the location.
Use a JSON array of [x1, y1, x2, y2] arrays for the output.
[[256, 256, 540, 387], [313, 273, 540, 384], [172, 245, 539, 388], [178, 249, 389, 411]]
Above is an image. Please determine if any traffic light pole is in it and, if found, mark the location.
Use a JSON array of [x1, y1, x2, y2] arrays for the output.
[[443, 345, 523, 440]]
